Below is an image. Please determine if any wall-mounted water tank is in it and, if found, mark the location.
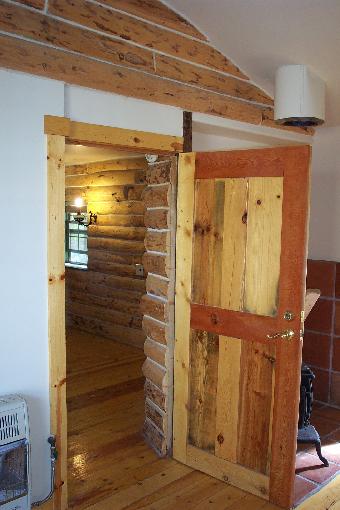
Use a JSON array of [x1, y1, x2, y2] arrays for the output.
[[274, 65, 325, 127]]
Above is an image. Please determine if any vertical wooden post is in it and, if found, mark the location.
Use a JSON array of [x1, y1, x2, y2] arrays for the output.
[[183, 111, 192, 152], [47, 134, 67, 510], [173, 152, 195, 463]]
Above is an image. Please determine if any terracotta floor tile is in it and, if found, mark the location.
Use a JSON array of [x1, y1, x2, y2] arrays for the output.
[[311, 415, 339, 437], [295, 452, 339, 483], [293, 475, 318, 505], [312, 402, 327, 410], [328, 429, 340, 442], [306, 439, 340, 465], [313, 406, 340, 423]]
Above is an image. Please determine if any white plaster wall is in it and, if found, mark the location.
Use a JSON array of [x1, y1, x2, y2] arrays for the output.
[[0, 68, 65, 502], [193, 129, 268, 151], [0, 69, 183, 501], [309, 126, 340, 262], [65, 85, 183, 136]]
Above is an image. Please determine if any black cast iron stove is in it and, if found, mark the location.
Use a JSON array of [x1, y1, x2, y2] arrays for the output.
[[297, 364, 328, 466]]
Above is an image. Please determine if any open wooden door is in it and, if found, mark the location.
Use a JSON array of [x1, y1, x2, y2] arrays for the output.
[[173, 146, 311, 509]]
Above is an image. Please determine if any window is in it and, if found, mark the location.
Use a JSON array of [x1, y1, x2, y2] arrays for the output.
[[65, 212, 88, 268]]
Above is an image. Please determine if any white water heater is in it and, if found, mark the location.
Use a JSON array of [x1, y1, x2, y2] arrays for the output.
[[0, 395, 30, 510], [274, 65, 325, 127]]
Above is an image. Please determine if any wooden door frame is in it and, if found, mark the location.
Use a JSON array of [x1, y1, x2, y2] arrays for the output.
[[45, 115, 183, 509]]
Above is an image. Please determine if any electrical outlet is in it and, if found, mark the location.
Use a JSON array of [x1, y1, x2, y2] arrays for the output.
[[135, 264, 144, 277]]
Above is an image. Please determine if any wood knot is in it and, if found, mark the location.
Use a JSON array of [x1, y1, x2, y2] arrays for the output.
[[257, 199, 262, 205], [217, 433, 224, 445]]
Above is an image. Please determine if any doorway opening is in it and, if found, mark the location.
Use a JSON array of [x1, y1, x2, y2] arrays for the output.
[[64, 143, 150, 507]]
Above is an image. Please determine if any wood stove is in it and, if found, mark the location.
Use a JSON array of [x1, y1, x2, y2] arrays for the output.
[[297, 364, 328, 466]]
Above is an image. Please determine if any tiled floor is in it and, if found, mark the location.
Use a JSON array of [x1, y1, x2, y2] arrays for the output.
[[294, 403, 340, 506]]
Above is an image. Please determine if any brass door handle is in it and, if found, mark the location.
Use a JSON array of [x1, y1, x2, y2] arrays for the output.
[[267, 329, 295, 340]]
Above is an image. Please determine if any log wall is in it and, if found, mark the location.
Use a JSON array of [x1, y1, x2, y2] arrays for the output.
[[141, 157, 177, 456], [65, 157, 147, 349], [0, 0, 312, 134]]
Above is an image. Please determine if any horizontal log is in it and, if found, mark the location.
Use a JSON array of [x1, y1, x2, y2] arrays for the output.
[[142, 316, 167, 345], [0, 35, 269, 127], [67, 300, 142, 328], [142, 185, 170, 208], [87, 248, 142, 265], [100, 0, 207, 41], [68, 313, 145, 349], [145, 398, 167, 434], [144, 231, 170, 252], [66, 158, 147, 175], [87, 200, 145, 215], [48, 0, 246, 77], [142, 252, 169, 278], [155, 54, 273, 106], [146, 161, 171, 185], [66, 288, 142, 314], [94, 214, 145, 227], [66, 267, 146, 292], [144, 379, 166, 412], [144, 209, 169, 229], [146, 274, 170, 300], [88, 224, 146, 240], [66, 278, 143, 302], [143, 417, 166, 456], [144, 337, 166, 367], [0, 1, 154, 73], [87, 260, 142, 278], [142, 357, 166, 390], [66, 184, 145, 202], [88, 236, 145, 254], [65, 170, 146, 187], [17, 0, 44, 9], [141, 294, 168, 322]]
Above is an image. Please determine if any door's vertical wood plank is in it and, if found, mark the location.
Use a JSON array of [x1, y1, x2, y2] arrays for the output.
[[215, 179, 248, 462], [237, 177, 283, 474], [191, 179, 215, 305], [237, 342, 276, 474], [47, 134, 68, 510], [210, 180, 225, 306], [220, 179, 248, 312], [173, 153, 196, 463], [189, 330, 219, 452], [215, 336, 242, 462], [244, 177, 283, 317]]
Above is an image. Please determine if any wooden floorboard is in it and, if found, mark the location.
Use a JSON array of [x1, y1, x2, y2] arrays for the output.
[[67, 327, 339, 509]]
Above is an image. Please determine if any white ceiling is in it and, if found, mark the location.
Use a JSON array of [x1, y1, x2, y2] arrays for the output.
[[166, 0, 340, 127], [65, 144, 142, 165]]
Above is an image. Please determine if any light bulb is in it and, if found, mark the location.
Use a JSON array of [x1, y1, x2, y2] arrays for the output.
[[74, 197, 83, 208]]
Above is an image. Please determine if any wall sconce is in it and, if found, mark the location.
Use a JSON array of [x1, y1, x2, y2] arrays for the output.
[[73, 197, 97, 226]]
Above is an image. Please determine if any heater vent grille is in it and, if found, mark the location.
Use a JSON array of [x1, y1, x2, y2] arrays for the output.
[[0, 413, 20, 443], [0, 398, 27, 447]]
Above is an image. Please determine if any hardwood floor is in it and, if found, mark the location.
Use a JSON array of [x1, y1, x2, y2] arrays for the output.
[[67, 328, 339, 510]]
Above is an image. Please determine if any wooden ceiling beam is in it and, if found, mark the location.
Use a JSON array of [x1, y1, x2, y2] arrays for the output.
[[47, 0, 246, 78]]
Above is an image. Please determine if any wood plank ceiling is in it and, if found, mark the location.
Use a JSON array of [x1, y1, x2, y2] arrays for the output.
[[0, 0, 311, 133]]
